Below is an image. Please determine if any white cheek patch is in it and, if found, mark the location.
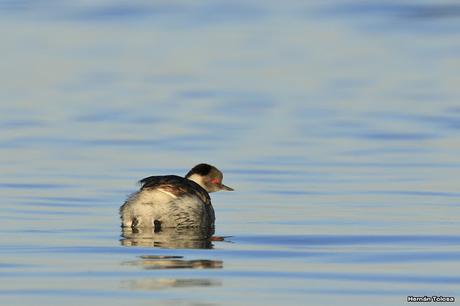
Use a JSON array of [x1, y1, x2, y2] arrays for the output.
[[186, 174, 206, 189]]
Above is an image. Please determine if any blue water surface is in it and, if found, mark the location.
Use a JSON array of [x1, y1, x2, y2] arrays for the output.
[[1, 1, 460, 305]]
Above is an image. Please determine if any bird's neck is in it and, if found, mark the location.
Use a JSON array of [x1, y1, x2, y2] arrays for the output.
[[186, 174, 207, 190]]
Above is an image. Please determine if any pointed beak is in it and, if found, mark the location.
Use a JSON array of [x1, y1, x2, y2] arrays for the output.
[[220, 183, 234, 191]]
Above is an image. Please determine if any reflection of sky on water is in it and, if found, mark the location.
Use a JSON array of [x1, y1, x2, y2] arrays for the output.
[[1, 1, 460, 305], [327, 2, 460, 20]]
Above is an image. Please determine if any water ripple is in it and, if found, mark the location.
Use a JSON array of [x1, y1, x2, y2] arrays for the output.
[[236, 235, 460, 246]]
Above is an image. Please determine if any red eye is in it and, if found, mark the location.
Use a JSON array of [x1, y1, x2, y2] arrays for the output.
[[211, 178, 220, 184]]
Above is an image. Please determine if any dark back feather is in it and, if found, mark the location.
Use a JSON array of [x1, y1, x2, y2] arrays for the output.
[[139, 175, 211, 205]]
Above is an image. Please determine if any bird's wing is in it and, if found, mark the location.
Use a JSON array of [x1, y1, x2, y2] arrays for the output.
[[138, 175, 211, 205]]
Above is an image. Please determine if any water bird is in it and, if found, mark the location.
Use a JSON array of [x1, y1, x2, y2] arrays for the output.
[[120, 163, 233, 231]]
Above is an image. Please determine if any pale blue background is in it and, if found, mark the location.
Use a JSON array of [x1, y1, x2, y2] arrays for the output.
[[1, 1, 460, 305]]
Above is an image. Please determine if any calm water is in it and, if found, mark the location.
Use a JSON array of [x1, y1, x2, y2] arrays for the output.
[[1, 1, 460, 305]]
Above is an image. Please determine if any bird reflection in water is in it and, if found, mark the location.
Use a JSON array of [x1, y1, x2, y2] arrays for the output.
[[120, 228, 224, 291], [121, 278, 222, 290], [123, 254, 223, 270], [120, 226, 218, 249], [122, 253, 223, 290]]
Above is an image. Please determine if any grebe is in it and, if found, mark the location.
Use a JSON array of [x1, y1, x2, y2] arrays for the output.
[[120, 163, 233, 230]]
